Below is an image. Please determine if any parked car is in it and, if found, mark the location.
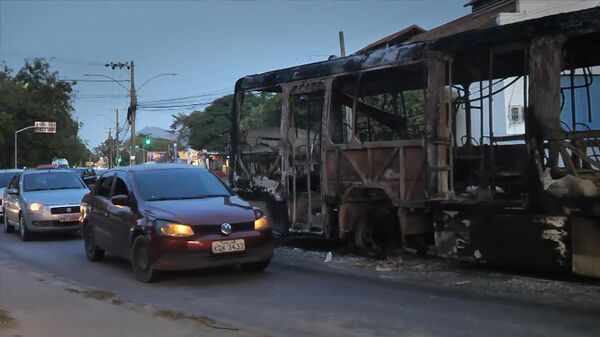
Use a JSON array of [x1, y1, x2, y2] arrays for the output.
[[3, 169, 89, 240], [51, 158, 70, 169], [0, 169, 24, 221], [80, 164, 274, 282], [71, 167, 97, 188]]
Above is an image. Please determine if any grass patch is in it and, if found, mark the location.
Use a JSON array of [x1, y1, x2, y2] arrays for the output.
[[0, 310, 18, 329]]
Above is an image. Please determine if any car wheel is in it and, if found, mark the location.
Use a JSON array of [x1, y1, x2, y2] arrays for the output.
[[83, 224, 105, 261], [3, 211, 14, 233], [240, 259, 271, 273], [19, 217, 32, 241], [131, 235, 159, 283]]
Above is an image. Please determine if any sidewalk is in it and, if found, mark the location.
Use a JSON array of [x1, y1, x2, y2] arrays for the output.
[[0, 261, 255, 337]]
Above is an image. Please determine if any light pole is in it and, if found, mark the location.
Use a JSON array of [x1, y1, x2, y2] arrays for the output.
[[94, 112, 121, 166], [14, 125, 36, 169], [84, 70, 176, 165]]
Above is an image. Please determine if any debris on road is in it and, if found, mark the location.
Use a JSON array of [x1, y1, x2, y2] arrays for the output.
[[324, 251, 333, 263]]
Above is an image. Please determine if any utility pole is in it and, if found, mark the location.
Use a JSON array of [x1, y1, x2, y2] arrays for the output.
[[114, 108, 119, 166], [103, 61, 136, 165], [339, 31, 346, 57], [129, 61, 136, 165], [106, 128, 113, 169], [90, 63, 175, 166]]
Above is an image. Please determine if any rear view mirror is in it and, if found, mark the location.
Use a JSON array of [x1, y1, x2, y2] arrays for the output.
[[111, 194, 129, 206], [6, 188, 18, 195]]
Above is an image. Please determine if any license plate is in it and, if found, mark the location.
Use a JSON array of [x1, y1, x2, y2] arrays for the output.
[[211, 239, 245, 254], [58, 213, 80, 222]]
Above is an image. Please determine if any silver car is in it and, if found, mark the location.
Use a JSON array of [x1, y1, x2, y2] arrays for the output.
[[2, 169, 89, 241], [0, 169, 23, 222]]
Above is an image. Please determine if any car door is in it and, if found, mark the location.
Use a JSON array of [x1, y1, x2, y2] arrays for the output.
[[90, 172, 115, 251], [4, 174, 21, 226], [105, 171, 136, 258]]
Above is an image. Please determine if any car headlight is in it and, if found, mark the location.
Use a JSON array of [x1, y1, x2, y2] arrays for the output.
[[154, 220, 194, 237], [29, 202, 46, 212], [254, 216, 268, 230]]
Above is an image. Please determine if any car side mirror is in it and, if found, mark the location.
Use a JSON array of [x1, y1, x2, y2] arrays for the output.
[[7, 188, 18, 195], [111, 194, 129, 206]]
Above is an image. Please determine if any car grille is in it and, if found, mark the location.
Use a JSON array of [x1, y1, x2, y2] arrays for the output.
[[33, 221, 79, 227], [193, 221, 254, 235], [50, 206, 81, 214]]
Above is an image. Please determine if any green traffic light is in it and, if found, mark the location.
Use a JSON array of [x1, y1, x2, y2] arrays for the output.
[[145, 138, 151, 145]]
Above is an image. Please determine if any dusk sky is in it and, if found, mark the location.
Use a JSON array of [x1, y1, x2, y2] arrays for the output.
[[0, 0, 468, 148]]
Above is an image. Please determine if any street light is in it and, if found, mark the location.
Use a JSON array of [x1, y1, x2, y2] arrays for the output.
[[83, 71, 177, 165], [137, 73, 178, 91], [14, 126, 36, 169]]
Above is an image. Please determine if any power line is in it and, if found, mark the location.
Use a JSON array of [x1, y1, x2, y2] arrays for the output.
[[304, 0, 447, 57], [0, 50, 105, 66], [137, 90, 232, 105]]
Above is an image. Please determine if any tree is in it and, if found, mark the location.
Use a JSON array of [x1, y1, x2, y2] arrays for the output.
[[184, 92, 283, 153], [0, 59, 90, 167], [188, 95, 234, 153]]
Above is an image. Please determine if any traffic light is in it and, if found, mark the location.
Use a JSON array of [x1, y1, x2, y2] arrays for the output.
[[143, 135, 153, 149]]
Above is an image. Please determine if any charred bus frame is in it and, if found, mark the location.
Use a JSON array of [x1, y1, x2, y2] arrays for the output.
[[230, 7, 600, 277]]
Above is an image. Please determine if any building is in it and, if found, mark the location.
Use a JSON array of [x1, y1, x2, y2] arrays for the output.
[[359, 0, 600, 142]]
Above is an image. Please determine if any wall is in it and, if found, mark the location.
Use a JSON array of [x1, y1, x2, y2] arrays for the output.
[[496, 0, 600, 25]]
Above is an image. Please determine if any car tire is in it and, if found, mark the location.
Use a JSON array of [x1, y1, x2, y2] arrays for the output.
[[3, 212, 14, 233], [83, 224, 105, 261], [19, 217, 32, 241], [131, 235, 159, 283], [240, 259, 271, 273]]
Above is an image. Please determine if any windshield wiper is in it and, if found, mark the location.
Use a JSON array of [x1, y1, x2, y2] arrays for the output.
[[147, 194, 230, 201], [47, 187, 82, 190], [194, 194, 231, 199]]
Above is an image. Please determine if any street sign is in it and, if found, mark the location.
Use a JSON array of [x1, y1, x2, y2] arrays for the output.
[[130, 156, 136, 161], [34, 121, 57, 133]]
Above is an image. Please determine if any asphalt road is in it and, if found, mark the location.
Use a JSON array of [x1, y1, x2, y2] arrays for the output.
[[1, 232, 599, 337]]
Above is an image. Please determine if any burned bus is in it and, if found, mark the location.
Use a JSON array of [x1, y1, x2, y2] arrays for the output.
[[230, 7, 600, 278]]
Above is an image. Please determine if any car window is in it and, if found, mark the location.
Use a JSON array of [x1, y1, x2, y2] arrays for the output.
[[8, 174, 20, 190], [22, 172, 86, 192], [113, 176, 130, 197], [0, 172, 18, 188], [133, 168, 232, 201], [96, 173, 115, 198]]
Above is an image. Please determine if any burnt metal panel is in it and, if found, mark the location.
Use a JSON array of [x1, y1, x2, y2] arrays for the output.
[[434, 204, 572, 273], [238, 42, 428, 92]]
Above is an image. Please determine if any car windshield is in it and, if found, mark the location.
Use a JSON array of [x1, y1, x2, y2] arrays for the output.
[[133, 168, 232, 201], [23, 172, 86, 192], [0, 172, 18, 188]]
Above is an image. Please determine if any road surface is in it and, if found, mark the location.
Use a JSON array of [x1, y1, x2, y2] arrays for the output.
[[1, 232, 599, 337]]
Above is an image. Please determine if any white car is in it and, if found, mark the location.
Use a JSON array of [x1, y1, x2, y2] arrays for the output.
[[52, 158, 70, 169], [0, 169, 23, 222]]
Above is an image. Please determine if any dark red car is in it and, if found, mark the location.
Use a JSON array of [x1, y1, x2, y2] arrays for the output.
[[80, 164, 274, 282]]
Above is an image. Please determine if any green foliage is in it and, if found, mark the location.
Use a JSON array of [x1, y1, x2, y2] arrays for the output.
[[181, 92, 282, 153], [357, 90, 424, 142], [239, 92, 282, 131], [188, 95, 234, 153], [0, 59, 91, 168]]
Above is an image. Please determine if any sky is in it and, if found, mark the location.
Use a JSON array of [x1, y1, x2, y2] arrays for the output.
[[0, 0, 469, 148]]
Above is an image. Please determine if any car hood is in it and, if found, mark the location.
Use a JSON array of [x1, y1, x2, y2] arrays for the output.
[[22, 189, 89, 206], [143, 196, 256, 225]]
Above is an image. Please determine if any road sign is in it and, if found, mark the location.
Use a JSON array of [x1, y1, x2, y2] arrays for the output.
[[130, 156, 136, 161], [34, 121, 57, 133]]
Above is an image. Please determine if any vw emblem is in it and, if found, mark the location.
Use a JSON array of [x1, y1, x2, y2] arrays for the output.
[[220, 223, 232, 235], [66, 207, 72, 213]]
